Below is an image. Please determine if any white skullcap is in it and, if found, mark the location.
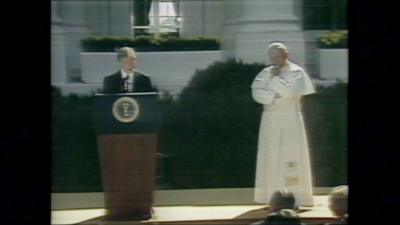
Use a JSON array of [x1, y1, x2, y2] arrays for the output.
[[267, 42, 288, 53]]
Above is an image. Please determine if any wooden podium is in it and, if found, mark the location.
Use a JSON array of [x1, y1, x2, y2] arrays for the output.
[[95, 92, 161, 221]]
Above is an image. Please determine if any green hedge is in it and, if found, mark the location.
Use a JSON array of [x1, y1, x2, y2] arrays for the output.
[[303, 82, 348, 186], [159, 60, 347, 188], [52, 60, 347, 192], [158, 60, 265, 188], [81, 35, 221, 52], [51, 87, 101, 192]]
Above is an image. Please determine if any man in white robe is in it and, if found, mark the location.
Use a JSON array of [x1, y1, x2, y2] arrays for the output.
[[251, 42, 315, 206]]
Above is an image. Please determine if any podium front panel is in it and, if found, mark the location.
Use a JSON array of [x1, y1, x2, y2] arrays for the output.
[[97, 133, 157, 220], [95, 93, 161, 134]]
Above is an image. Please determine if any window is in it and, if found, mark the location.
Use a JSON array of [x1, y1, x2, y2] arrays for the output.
[[132, 0, 180, 37], [149, 0, 180, 36], [303, 0, 347, 30]]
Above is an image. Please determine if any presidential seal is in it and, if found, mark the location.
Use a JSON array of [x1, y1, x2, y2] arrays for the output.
[[112, 97, 140, 123]]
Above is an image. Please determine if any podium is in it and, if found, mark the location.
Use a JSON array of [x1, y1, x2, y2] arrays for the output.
[[95, 92, 161, 221]]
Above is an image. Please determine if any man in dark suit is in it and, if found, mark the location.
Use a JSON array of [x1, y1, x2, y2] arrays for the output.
[[103, 47, 153, 93]]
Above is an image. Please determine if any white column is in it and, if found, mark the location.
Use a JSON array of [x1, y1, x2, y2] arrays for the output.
[[86, 1, 110, 35], [237, 0, 302, 32], [221, 0, 244, 59], [180, 0, 204, 37], [228, 0, 307, 67], [202, 0, 224, 37], [57, 0, 92, 81], [57, 0, 89, 26], [109, 0, 132, 36], [51, 1, 67, 84], [86, 0, 132, 36]]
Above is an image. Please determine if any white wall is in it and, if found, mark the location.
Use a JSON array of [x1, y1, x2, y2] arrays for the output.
[[180, 0, 224, 38], [86, 0, 110, 35], [109, 0, 132, 36], [81, 51, 222, 96], [51, 24, 68, 84], [318, 49, 348, 82]]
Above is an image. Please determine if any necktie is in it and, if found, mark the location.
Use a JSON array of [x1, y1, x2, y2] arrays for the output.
[[121, 76, 129, 92], [127, 74, 133, 92]]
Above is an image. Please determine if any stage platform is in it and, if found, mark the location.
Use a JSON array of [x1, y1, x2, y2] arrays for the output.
[[52, 195, 340, 225]]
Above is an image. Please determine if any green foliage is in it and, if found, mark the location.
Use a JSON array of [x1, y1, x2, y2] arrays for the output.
[[52, 61, 347, 192], [159, 60, 347, 188], [317, 30, 348, 49], [159, 60, 265, 188], [52, 87, 101, 192], [302, 82, 348, 186], [81, 35, 221, 52]]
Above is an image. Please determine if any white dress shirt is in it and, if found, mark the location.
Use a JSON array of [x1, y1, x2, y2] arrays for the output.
[[121, 69, 134, 92]]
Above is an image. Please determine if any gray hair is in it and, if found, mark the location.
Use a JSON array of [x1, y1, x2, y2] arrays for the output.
[[269, 188, 296, 210], [267, 42, 288, 54], [329, 185, 348, 212], [330, 185, 348, 198], [117, 47, 137, 61]]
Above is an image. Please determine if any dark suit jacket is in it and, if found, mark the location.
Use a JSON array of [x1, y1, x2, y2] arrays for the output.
[[102, 70, 153, 94], [252, 212, 304, 225]]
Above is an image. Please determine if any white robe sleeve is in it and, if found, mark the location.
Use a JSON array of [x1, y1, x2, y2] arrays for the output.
[[268, 70, 315, 99], [251, 70, 277, 105], [300, 70, 315, 96]]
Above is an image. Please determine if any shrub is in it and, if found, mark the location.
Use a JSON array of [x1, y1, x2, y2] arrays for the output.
[[52, 87, 101, 192], [160, 60, 347, 189], [52, 61, 347, 192], [317, 30, 348, 49], [81, 35, 221, 52], [159, 59, 265, 188], [302, 82, 348, 186]]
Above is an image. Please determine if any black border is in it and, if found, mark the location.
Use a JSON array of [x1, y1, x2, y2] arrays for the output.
[[1, 0, 399, 224], [0, 1, 51, 224], [348, 0, 400, 224]]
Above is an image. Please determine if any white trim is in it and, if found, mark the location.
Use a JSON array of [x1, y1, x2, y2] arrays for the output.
[[52, 187, 333, 210], [95, 92, 158, 96]]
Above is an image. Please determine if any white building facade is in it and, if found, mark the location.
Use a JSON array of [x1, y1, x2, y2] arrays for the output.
[[51, 0, 347, 95]]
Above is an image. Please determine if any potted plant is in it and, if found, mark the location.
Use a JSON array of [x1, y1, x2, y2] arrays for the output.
[[317, 31, 348, 81]]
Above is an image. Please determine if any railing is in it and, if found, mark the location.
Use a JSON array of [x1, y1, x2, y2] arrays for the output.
[[132, 23, 180, 38]]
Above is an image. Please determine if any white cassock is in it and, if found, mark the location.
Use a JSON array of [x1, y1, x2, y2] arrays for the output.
[[251, 61, 315, 206]]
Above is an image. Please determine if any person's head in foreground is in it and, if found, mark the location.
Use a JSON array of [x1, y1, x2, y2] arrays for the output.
[[328, 185, 348, 219], [265, 209, 302, 225], [269, 188, 296, 213]]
